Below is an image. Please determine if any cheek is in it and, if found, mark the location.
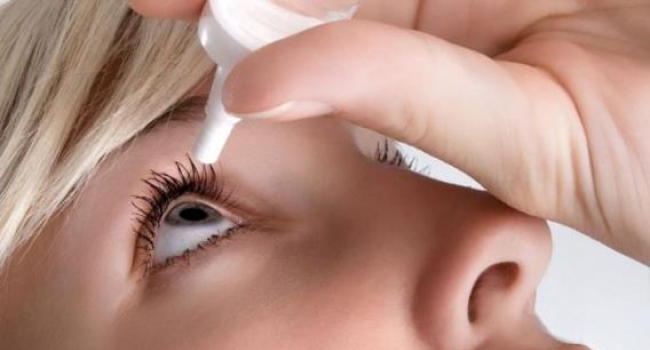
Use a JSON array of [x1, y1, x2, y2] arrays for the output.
[[14, 127, 205, 335], [0, 180, 138, 347], [39, 167, 140, 318], [111, 210, 371, 349]]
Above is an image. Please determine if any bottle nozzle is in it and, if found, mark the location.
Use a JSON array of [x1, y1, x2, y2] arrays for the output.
[[192, 67, 241, 164]]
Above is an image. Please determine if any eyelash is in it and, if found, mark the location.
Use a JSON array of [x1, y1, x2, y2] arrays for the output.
[[374, 139, 416, 170], [131, 156, 244, 273], [131, 143, 413, 274]]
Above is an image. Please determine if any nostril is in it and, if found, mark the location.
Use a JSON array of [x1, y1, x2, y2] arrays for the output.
[[468, 262, 519, 323]]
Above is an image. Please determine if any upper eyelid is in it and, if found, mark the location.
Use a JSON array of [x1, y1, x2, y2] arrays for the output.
[[131, 156, 267, 239], [163, 193, 243, 221], [134, 158, 234, 213], [134, 153, 280, 227]]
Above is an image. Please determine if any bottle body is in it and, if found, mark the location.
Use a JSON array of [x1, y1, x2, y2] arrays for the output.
[[193, 0, 358, 164]]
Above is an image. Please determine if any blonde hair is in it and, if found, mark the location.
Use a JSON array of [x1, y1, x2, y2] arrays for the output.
[[0, 0, 213, 268]]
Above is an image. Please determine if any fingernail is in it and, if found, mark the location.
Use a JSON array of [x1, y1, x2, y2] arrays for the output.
[[229, 100, 335, 121]]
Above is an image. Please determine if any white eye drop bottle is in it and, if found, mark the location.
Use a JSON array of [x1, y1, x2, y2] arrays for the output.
[[193, 0, 359, 164]]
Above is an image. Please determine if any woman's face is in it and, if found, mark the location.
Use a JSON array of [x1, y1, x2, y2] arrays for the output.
[[0, 91, 585, 349]]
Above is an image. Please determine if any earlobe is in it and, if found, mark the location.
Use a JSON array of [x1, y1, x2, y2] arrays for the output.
[[126, 0, 205, 21]]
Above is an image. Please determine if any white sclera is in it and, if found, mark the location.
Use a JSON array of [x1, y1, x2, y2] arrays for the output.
[[153, 203, 236, 265]]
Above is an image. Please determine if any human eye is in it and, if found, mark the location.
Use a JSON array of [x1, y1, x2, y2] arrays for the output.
[[131, 157, 254, 275], [151, 198, 237, 265]]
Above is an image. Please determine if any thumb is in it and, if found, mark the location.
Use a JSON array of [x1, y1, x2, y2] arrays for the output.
[[223, 20, 583, 222]]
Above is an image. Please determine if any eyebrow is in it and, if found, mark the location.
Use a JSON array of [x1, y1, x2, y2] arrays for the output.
[[139, 95, 209, 136]]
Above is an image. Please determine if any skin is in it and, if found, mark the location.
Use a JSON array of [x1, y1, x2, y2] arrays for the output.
[[128, 0, 650, 265], [0, 80, 587, 348]]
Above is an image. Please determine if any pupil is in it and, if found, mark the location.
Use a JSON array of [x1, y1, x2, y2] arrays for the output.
[[179, 207, 209, 222]]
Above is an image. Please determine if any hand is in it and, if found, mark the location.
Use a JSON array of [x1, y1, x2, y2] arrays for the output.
[[128, 0, 650, 265]]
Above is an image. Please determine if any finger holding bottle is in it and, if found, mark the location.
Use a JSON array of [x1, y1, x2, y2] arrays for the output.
[[220, 16, 650, 265]]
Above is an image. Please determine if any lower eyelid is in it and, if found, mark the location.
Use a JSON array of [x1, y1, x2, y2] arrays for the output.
[[136, 198, 273, 277], [154, 213, 235, 263], [145, 222, 267, 278]]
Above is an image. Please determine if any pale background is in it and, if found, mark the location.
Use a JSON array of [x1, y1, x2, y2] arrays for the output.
[[1, 0, 648, 348]]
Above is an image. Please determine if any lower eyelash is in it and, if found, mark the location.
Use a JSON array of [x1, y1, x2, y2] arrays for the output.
[[149, 224, 247, 272]]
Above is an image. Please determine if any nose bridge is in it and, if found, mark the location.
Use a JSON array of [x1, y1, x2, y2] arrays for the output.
[[351, 168, 452, 242], [350, 168, 486, 257], [343, 168, 475, 267]]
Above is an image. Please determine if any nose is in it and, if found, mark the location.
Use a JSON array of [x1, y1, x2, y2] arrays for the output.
[[363, 170, 553, 349]]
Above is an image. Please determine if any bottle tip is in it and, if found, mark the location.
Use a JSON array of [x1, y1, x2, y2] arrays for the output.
[[192, 121, 237, 164]]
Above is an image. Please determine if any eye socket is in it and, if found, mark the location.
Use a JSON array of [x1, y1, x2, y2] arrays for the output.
[[153, 199, 238, 265]]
